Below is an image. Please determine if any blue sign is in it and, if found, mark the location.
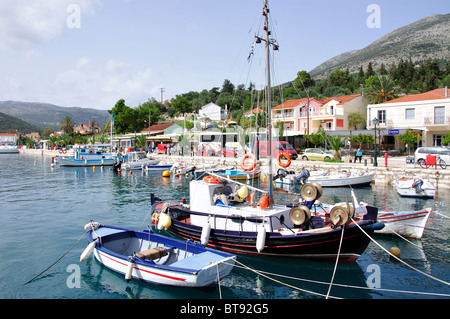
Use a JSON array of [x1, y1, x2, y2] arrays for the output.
[[388, 129, 399, 135]]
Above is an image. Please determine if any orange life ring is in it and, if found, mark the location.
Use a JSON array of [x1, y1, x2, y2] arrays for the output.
[[240, 153, 257, 171], [88, 148, 95, 155], [277, 152, 291, 168], [203, 176, 221, 184]]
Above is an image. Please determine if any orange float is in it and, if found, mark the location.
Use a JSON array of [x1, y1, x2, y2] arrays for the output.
[[240, 153, 257, 171], [277, 152, 291, 168]]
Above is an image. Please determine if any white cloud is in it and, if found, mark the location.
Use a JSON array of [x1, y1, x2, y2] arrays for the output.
[[51, 57, 159, 109], [0, 0, 98, 50]]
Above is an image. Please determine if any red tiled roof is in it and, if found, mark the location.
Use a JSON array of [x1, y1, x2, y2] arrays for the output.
[[141, 123, 175, 133], [318, 94, 360, 105], [272, 98, 319, 110], [244, 109, 266, 114], [382, 88, 449, 104]]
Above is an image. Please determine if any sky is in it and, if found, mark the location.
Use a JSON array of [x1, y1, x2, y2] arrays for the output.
[[0, 0, 448, 110]]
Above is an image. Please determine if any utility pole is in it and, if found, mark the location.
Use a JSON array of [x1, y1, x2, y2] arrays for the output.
[[160, 88, 165, 104]]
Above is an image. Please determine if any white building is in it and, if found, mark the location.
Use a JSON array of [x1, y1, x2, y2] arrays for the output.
[[198, 103, 228, 121], [367, 87, 450, 147]]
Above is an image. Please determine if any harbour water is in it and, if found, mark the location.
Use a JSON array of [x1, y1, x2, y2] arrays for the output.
[[1, 153, 449, 300]]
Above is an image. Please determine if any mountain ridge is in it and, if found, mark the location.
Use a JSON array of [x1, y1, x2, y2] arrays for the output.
[[0, 100, 109, 132], [310, 14, 450, 78]]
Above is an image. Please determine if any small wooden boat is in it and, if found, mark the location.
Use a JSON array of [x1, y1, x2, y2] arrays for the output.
[[0, 145, 19, 154], [120, 151, 160, 170], [80, 222, 236, 287], [307, 170, 375, 187], [215, 169, 261, 180], [144, 164, 174, 171], [395, 178, 436, 198]]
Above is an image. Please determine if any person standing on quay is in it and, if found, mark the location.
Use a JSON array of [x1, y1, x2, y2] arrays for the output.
[[355, 148, 363, 163]]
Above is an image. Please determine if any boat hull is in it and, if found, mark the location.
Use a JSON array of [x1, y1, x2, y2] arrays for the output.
[[58, 158, 115, 167], [307, 172, 375, 187], [376, 209, 431, 239], [165, 205, 383, 262], [395, 179, 436, 198]]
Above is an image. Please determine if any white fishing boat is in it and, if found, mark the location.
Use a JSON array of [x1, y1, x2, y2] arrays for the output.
[[395, 178, 436, 198], [120, 151, 160, 170], [80, 221, 236, 287], [0, 145, 19, 154], [307, 170, 375, 187], [274, 168, 329, 185]]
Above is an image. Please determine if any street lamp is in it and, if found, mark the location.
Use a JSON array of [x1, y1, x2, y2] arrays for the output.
[[373, 117, 379, 167]]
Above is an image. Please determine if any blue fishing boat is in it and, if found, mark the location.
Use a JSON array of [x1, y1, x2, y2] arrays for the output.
[[57, 146, 117, 167]]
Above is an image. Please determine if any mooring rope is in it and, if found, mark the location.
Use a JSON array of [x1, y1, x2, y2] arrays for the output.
[[1, 231, 87, 298], [383, 223, 449, 263], [226, 260, 450, 298], [216, 263, 222, 299], [351, 217, 450, 287], [326, 225, 345, 299], [234, 259, 341, 299]]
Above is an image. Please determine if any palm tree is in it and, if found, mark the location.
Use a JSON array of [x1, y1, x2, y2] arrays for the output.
[[60, 116, 75, 134], [326, 135, 346, 160], [366, 75, 399, 103]]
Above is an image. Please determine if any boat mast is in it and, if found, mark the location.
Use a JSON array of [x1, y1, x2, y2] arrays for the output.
[[263, 0, 275, 206]]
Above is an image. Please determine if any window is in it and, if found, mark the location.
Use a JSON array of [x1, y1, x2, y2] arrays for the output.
[[405, 108, 415, 120], [433, 134, 444, 146], [377, 110, 386, 124], [434, 106, 445, 124]]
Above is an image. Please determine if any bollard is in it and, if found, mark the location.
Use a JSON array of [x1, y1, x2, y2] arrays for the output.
[[384, 153, 388, 167], [364, 159, 367, 166]]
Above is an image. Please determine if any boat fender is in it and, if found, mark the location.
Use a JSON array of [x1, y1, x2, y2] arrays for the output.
[[125, 258, 135, 282], [80, 239, 98, 262], [237, 185, 248, 199], [256, 224, 266, 253], [201, 218, 211, 246], [157, 212, 172, 230]]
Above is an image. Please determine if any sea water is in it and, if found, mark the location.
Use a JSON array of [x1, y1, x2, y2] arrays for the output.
[[0, 153, 449, 300]]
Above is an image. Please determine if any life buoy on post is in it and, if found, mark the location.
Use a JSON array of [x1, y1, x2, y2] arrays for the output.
[[240, 153, 257, 171], [203, 176, 221, 184], [277, 152, 291, 168]]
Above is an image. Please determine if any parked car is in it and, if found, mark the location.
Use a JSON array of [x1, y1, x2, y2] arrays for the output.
[[299, 148, 334, 161], [222, 147, 237, 157], [255, 141, 298, 160], [415, 146, 450, 168], [156, 143, 170, 154]]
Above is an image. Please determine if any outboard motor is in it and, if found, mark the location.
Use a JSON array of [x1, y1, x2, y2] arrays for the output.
[[274, 168, 288, 180], [293, 168, 310, 185], [113, 159, 122, 171], [412, 179, 424, 194], [185, 166, 196, 175]]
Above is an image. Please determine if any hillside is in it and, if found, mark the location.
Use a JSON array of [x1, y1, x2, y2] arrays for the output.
[[0, 111, 43, 134], [0, 101, 109, 131], [310, 14, 450, 78]]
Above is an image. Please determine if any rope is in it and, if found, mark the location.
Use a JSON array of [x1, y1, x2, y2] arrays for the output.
[[2, 231, 87, 298], [326, 225, 345, 299], [382, 223, 449, 264], [351, 216, 450, 287], [227, 260, 450, 298], [216, 263, 222, 299], [234, 260, 341, 299]]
